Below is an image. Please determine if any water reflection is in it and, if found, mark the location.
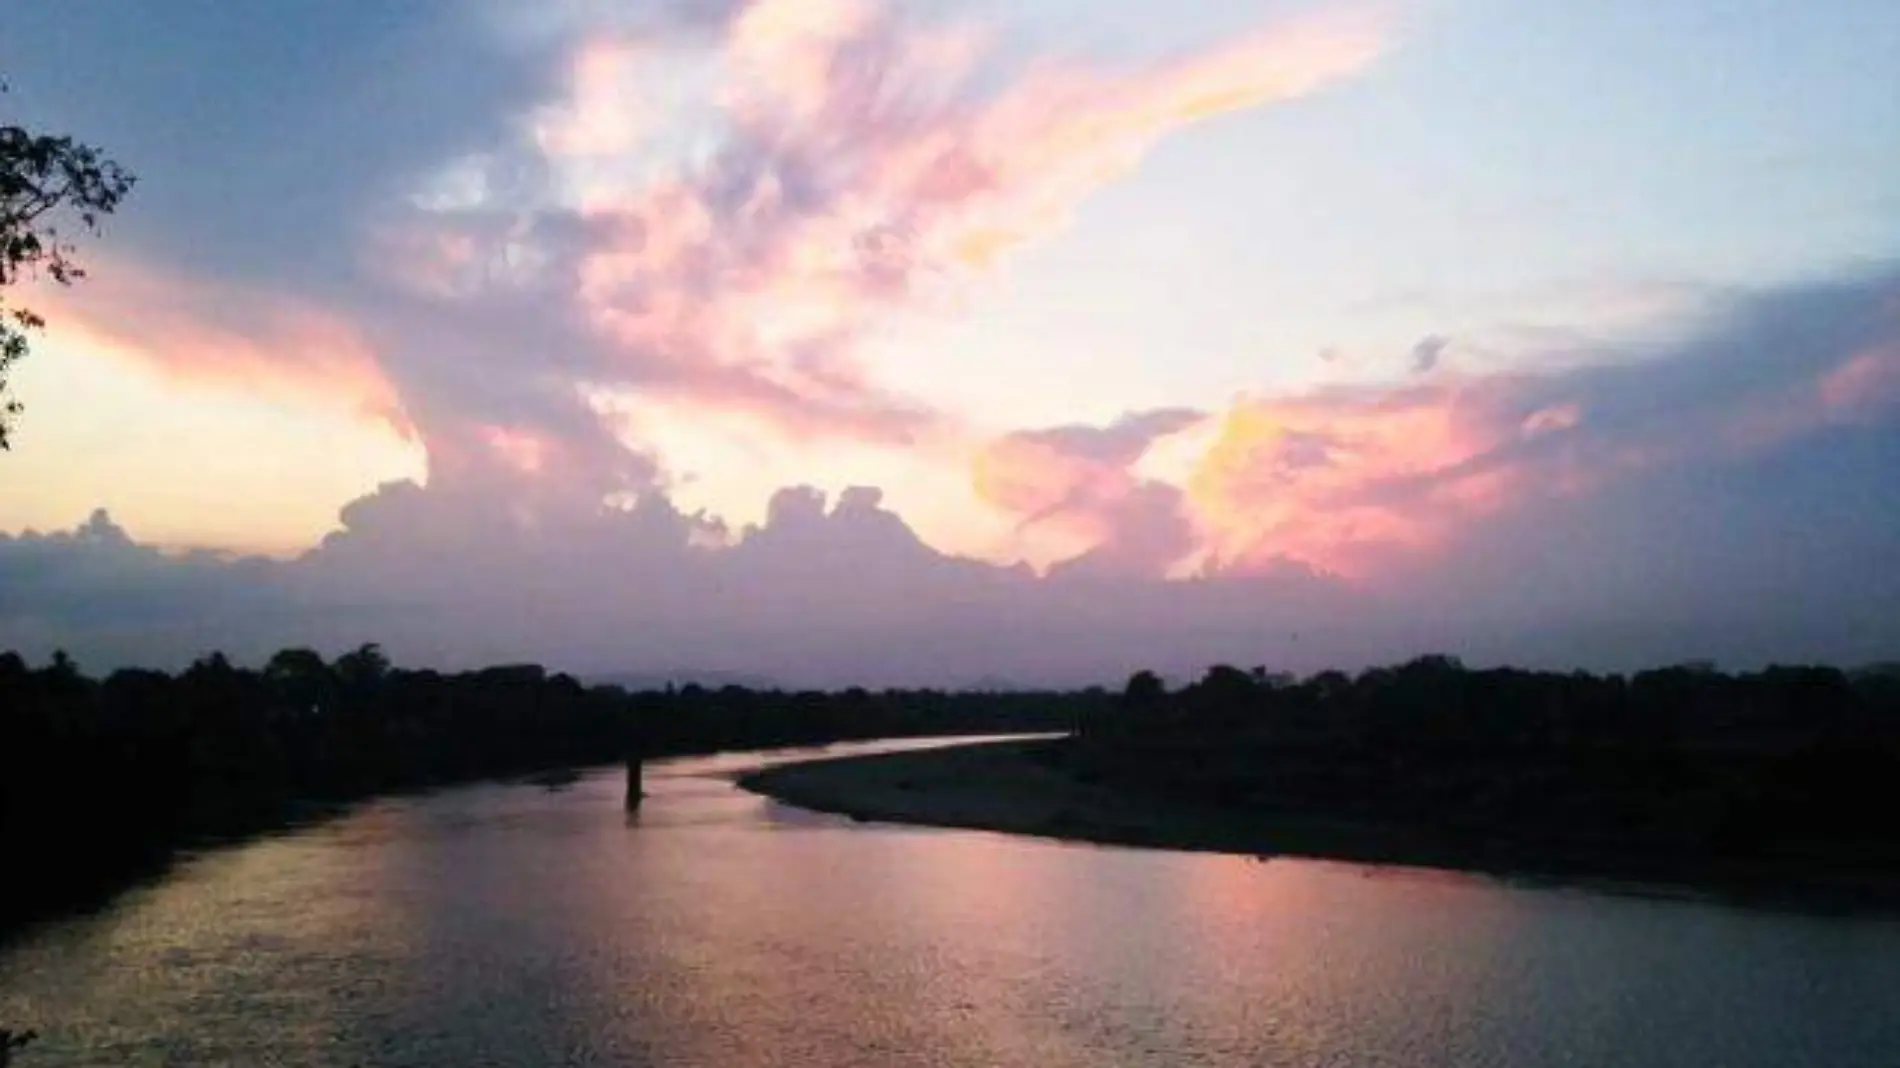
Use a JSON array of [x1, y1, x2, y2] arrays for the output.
[[5, 738, 1900, 1067]]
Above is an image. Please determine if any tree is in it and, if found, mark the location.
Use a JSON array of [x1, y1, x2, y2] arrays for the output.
[[333, 643, 391, 692], [1121, 670, 1166, 720], [1196, 664, 1258, 701], [265, 647, 330, 684], [265, 647, 335, 713], [1, 1028, 37, 1066], [2, 80, 135, 448]]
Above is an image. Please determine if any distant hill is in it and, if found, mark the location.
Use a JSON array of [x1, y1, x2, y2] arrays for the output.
[[589, 670, 783, 692], [958, 675, 1088, 694], [590, 670, 1097, 694]]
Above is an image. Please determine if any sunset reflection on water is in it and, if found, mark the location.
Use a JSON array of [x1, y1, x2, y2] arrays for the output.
[[6, 741, 1900, 1067]]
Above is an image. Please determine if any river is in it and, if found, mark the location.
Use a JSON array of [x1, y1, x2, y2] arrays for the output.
[[4, 738, 1899, 1067]]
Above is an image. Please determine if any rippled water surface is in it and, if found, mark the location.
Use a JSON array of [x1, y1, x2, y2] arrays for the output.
[[5, 738, 1900, 1067]]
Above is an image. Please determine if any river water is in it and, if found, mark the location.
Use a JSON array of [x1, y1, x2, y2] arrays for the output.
[[4, 738, 1900, 1067]]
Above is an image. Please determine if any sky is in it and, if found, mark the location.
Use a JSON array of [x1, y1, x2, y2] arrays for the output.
[[1, 0, 1897, 685]]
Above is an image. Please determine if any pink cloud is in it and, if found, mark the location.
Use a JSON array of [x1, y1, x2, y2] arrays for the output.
[[1705, 343, 1900, 456], [1817, 345, 1900, 423], [973, 408, 1207, 573], [1094, 281, 1900, 580], [1184, 382, 1524, 577], [34, 258, 412, 437], [391, 0, 1390, 466], [970, 284, 1900, 585], [530, 37, 651, 161], [45, 1, 1386, 519]]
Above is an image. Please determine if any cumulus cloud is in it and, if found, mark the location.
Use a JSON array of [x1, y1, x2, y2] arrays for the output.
[[0, 511, 288, 663], [974, 408, 1206, 573], [8, 4, 1898, 683], [1172, 265, 1900, 577], [25, 0, 1388, 523], [962, 273, 1895, 581], [8, 266, 1898, 684]]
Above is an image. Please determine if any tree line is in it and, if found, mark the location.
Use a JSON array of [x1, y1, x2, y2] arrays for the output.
[[11, 648, 1900, 932], [0, 646, 1096, 932], [1060, 657, 1900, 889]]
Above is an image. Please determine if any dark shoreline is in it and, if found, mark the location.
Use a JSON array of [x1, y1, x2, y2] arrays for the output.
[[1, 781, 460, 949], [739, 739, 1900, 916]]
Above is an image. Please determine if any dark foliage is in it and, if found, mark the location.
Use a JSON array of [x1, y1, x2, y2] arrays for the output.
[[1, 80, 136, 448], [0, 646, 1094, 932], [1066, 657, 1900, 886], [0, 1028, 34, 1066]]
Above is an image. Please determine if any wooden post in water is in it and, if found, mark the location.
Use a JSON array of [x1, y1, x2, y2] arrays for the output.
[[625, 705, 647, 810], [624, 752, 645, 810]]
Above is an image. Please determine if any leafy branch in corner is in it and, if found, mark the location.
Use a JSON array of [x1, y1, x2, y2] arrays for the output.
[[1, 76, 135, 449], [0, 1028, 36, 1066]]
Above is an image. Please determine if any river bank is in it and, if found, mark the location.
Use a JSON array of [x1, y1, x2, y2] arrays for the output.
[[738, 738, 1900, 912]]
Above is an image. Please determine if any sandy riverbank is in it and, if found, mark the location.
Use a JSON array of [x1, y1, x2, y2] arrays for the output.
[[738, 738, 1528, 864], [738, 738, 1900, 912], [739, 738, 1279, 853]]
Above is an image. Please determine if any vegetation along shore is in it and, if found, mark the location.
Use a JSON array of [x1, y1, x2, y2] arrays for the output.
[[0, 647, 1092, 938], [743, 658, 1900, 910]]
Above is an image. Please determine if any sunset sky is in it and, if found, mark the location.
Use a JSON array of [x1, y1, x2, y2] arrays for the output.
[[3, 0, 1897, 684]]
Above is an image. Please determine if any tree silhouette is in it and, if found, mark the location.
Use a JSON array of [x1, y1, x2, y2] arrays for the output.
[[1072, 658, 1900, 888], [1, 1028, 37, 1066], [1, 79, 135, 449], [1105, 669, 1167, 739], [265, 647, 335, 714], [333, 643, 390, 692], [1122, 669, 1165, 710], [0, 646, 1094, 929]]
